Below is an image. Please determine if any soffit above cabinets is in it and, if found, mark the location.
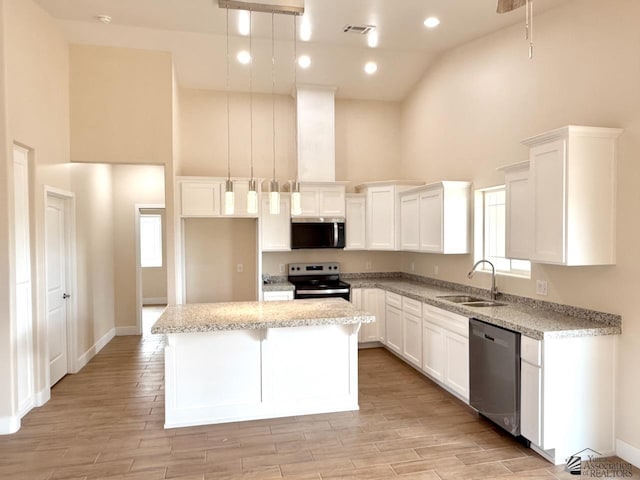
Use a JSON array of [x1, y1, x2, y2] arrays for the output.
[[34, 0, 571, 101]]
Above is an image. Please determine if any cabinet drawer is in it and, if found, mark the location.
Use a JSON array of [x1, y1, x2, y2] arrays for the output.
[[521, 336, 542, 366], [402, 297, 422, 317], [423, 304, 468, 338], [386, 292, 402, 309]]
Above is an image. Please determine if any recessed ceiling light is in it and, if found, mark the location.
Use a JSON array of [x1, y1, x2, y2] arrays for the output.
[[237, 50, 251, 65], [364, 62, 378, 75], [424, 16, 440, 28], [367, 30, 379, 48], [238, 10, 250, 36], [300, 17, 312, 41], [298, 55, 311, 69], [95, 14, 112, 24]]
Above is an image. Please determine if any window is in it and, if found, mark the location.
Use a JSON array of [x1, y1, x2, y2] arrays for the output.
[[140, 214, 163, 267], [474, 186, 530, 277]]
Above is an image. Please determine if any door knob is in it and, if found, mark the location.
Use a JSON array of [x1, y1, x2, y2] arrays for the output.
[[62, 293, 71, 299]]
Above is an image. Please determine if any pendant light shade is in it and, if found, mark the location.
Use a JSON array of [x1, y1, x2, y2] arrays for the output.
[[269, 180, 280, 214], [246, 10, 258, 215], [224, 8, 235, 215], [291, 180, 302, 215]]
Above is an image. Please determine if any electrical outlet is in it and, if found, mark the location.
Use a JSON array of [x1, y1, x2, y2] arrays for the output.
[[365, 261, 372, 270], [279, 264, 285, 273], [237, 263, 244, 273], [536, 280, 548, 296], [410, 262, 415, 272], [434, 265, 439, 275]]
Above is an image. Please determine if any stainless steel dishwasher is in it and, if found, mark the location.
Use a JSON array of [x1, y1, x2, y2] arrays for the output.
[[469, 318, 521, 436]]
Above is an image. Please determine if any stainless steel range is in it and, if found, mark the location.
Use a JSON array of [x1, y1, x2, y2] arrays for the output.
[[287, 263, 351, 301]]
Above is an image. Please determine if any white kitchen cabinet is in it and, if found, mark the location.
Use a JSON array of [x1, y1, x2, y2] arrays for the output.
[[418, 182, 471, 254], [385, 292, 403, 354], [422, 320, 444, 382], [181, 181, 222, 217], [422, 304, 469, 402], [357, 181, 423, 251], [522, 125, 623, 265], [401, 297, 422, 367], [262, 290, 294, 301], [399, 193, 420, 251], [260, 194, 291, 252], [519, 334, 616, 465], [355, 288, 386, 344], [293, 183, 346, 218], [499, 161, 532, 260], [345, 194, 366, 250]]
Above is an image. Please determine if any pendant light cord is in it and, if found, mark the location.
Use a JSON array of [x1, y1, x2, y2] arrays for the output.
[[226, 8, 231, 181], [293, 15, 298, 185], [249, 10, 254, 182], [271, 12, 276, 182]]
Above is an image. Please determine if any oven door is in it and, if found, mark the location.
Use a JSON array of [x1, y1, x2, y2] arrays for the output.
[[294, 288, 351, 301]]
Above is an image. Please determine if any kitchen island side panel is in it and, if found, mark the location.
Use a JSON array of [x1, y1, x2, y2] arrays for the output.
[[163, 324, 360, 428]]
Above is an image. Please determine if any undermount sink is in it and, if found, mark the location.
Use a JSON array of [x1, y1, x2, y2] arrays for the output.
[[461, 300, 506, 307], [437, 295, 485, 303], [437, 295, 506, 308]]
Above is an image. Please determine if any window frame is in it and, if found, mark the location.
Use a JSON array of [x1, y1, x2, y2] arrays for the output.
[[473, 185, 531, 278]]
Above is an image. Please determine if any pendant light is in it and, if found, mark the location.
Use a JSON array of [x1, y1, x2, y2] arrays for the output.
[[290, 14, 302, 216], [246, 10, 258, 215], [525, 0, 534, 59], [269, 12, 281, 215], [223, 7, 235, 215]]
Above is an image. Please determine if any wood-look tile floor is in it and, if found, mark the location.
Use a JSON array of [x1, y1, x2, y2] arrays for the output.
[[1, 335, 638, 480]]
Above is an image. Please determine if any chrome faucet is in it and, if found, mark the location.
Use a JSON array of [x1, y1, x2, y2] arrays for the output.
[[467, 260, 498, 300]]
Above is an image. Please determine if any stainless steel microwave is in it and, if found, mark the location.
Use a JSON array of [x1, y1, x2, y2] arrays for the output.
[[291, 218, 346, 249]]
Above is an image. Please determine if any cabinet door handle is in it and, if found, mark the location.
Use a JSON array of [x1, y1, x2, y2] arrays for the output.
[[62, 293, 71, 299]]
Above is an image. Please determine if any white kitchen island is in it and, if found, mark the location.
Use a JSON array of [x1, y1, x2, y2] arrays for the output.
[[151, 298, 374, 429]]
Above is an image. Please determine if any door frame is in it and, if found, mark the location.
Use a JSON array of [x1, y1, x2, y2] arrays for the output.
[[135, 203, 165, 335], [44, 186, 78, 382]]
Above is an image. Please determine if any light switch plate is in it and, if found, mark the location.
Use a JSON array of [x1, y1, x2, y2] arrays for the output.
[[536, 280, 548, 296], [237, 263, 244, 273]]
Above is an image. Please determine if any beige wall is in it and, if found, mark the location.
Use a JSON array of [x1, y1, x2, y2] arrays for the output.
[[1, 0, 71, 418], [69, 45, 173, 166], [263, 251, 399, 277], [183, 218, 257, 303], [112, 165, 165, 328], [400, 0, 640, 450], [70, 164, 115, 354], [335, 99, 402, 187]]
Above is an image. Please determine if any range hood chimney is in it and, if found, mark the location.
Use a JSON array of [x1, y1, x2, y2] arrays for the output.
[[296, 86, 336, 182]]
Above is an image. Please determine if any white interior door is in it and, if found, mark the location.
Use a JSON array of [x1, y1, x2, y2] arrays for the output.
[[13, 145, 35, 415], [46, 195, 69, 386]]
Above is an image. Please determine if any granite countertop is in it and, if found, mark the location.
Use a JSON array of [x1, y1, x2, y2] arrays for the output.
[[151, 298, 375, 334], [346, 277, 621, 340], [262, 281, 294, 292]]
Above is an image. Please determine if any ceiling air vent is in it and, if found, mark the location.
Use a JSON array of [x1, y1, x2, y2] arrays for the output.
[[343, 24, 375, 35]]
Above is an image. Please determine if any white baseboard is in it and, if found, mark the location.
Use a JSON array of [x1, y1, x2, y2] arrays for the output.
[[617, 438, 640, 468], [34, 388, 50, 407], [116, 326, 140, 336], [76, 327, 116, 372], [0, 415, 20, 435], [143, 297, 167, 305]]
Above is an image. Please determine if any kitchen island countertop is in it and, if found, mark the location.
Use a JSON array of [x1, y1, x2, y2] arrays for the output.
[[151, 298, 374, 334]]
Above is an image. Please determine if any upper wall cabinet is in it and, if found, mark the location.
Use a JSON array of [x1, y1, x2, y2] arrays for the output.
[[522, 125, 623, 266], [400, 181, 471, 254], [345, 194, 366, 250], [292, 183, 347, 218], [499, 161, 533, 260], [356, 181, 423, 251], [179, 177, 260, 218]]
